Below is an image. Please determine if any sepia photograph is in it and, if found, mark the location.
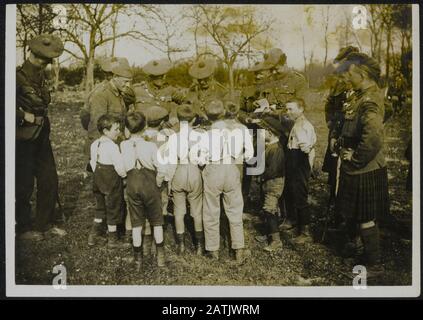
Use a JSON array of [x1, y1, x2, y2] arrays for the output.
[[4, 3, 419, 298]]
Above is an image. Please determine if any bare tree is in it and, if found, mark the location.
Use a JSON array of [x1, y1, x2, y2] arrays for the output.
[[58, 4, 147, 93], [138, 5, 188, 61], [191, 5, 273, 91], [322, 6, 330, 67]]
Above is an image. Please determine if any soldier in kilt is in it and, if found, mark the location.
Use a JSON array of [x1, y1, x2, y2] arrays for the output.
[[335, 52, 390, 275]]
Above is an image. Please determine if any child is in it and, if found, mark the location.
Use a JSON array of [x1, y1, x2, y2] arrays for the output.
[[285, 98, 317, 245], [120, 111, 167, 268], [140, 106, 173, 256], [167, 104, 205, 255], [256, 116, 286, 252], [200, 100, 250, 263], [88, 114, 128, 249]]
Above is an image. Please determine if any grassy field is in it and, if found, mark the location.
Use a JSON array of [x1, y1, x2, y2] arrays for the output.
[[15, 89, 413, 287]]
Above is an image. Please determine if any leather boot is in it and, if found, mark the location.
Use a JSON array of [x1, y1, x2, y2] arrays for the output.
[[176, 233, 185, 255], [195, 231, 205, 256], [142, 234, 152, 257], [133, 246, 142, 271], [88, 222, 106, 246], [156, 242, 165, 267]]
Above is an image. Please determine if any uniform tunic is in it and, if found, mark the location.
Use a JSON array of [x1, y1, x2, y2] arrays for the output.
[[16, 60, 59, 232], [336, 85, 390, 223], [81, 80, 127, 155]]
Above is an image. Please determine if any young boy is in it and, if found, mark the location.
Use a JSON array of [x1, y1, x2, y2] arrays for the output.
[[140, 105, 172, 256], [256, 116, 286, 252], [167, 104, 205, 255], [200, 100, 250, 263], [285, 98, 317, 245], [88, 114, 128, 249], [120, 111, 167, 268]]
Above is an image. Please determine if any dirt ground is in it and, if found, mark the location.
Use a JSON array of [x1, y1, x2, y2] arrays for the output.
[[15, 89, 413, 286]]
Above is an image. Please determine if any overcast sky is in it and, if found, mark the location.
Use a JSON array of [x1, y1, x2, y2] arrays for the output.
[[17, 4, 378, 70]]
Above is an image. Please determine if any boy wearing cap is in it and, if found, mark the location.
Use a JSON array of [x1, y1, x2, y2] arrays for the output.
[[88, 114, 129, 249], [285, 98, 317, 245], [200, 100, 250, 262], [16, 34, 65, 241], [141, 105, 173, 255], [121, 111, 167, 268], [167, 105, 205, 255], [255, 117, 286, 251]]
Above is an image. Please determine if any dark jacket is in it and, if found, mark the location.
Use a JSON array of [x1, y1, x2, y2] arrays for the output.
[[339, 85, 386, 175], [16, 60, 51, 125], [263, 141, 285, 181]]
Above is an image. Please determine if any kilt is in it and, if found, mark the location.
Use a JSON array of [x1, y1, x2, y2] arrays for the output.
[[337, 167, 390, 223]]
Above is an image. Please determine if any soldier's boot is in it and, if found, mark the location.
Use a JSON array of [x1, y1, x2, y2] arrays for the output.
[[235, 248, 251, 264], [142, 234, 152, 257], [156, 242, 165, 267], [264, 233, 283, 252], [133, 246, 143, 272], [360, 224, 384, 278], [88, 222, 106, 247], [206, 250, 219, 260], [123, 230, 133, 246], [107, 231, 130, 249], [176, 233, 185, 255], [291, 225, 313, 245], [195, 231, 205, 256]]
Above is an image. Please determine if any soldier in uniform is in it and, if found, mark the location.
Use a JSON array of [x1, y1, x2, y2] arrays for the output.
[[135, 59, 184, 129], [80, 57, 133, 156], [16, 34, 65, 241], [322, 46, 359, 227], [187, 58, 227, 125], [334, 53, 389, 276]]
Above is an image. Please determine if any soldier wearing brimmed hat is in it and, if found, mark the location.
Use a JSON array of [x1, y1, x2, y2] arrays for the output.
[[16, 34, 65, 241], [258, 48, 307, 109], [81, 56, 133, 155], [137, 59, 185, 128], [187, 58, 227, 124], [199, 99, 251, 263]]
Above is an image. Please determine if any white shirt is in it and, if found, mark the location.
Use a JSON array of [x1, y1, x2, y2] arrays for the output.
[[90, 136, 126, 178], [120, 135, 168, 183], [200, 120, 254, 164], [287, 114, 316, 153]]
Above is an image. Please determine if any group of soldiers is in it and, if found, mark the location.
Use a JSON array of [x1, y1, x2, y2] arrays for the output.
[[16, 33, 394, 276]]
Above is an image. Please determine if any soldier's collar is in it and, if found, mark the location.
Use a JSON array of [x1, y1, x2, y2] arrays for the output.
[[108, 80, 121, 97], [21, 59, 44, 79]]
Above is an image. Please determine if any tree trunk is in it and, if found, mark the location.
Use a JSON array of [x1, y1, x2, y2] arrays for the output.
[[53, 58, 60, 91], [38, 4, 43, 35], [302, 34, 307, 74], [111, 11, 118, 57], [85, 52, 95, 94], [228, 62, 234, 91], [386, 27, 392, 80]]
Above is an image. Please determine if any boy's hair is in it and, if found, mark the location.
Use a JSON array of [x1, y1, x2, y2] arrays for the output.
[[286, 97, 307, 111], [97, 114, 120, 134], [125, 111, 146, 134], [225, 102, 239, 119], [147, 115, 169, 128]]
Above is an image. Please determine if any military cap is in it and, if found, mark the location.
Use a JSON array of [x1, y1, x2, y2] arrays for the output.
[[143, 59, 172, 76], [28, 34, 64, 59], [249, 61, 264, 72], [177, 104, 197, 121], [99, 57, 125, 73], [143, 105, 169, 123], [334, 46, 359, 63], [205, 100, 225, 117], [110, 57, 132, 78], [336, 52, 381, 81], [189, 59, 217, 79], [262, 48, 287, 69]]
